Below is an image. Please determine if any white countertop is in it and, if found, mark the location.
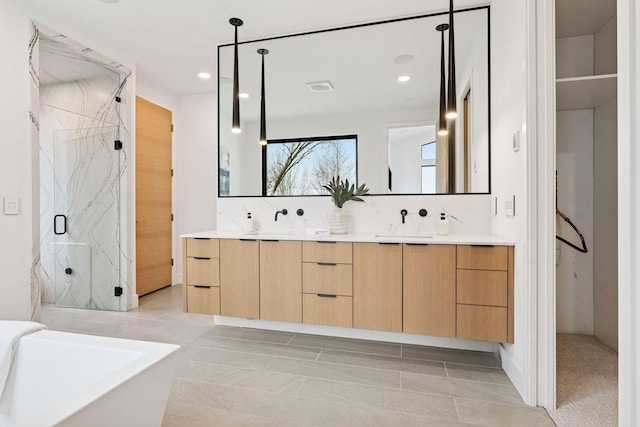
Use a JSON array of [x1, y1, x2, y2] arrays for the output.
[[181, 230, 513, 246]]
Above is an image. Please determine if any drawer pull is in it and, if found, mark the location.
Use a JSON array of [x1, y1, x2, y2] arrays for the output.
[[378, 242, 400, 245], [193, 257, 210, 260], [261, 239, 280, 242], [317, 262, 337, 266], [239, 238, 257, 242], [194, 285, 211, 289], [317, 293, 337, 298], [471, 244, 496, 247], [193, 237, 210, 240], [406, 242, 429, 246], [317, 241, 337, 244]]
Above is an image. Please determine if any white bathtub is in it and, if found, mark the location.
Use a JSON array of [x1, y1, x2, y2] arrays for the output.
[[0, 330, 179, 427]]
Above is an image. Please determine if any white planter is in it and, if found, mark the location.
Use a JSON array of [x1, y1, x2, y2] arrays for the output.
[[329, 208, 348, 234]]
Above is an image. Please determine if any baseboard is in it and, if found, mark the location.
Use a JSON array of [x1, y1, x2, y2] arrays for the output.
[[215, 316, 498, 352], [129, 294, 139, 310], [499, 344, 532, 405]]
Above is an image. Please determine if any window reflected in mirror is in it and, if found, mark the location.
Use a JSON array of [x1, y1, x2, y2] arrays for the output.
[[263, 135, 357, 196]]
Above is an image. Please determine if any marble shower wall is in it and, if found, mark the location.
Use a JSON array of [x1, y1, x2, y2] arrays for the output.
[[29, 24, 41, 320], [36, 31, 130, 311]]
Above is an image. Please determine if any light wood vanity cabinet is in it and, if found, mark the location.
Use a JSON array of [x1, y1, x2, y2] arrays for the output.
[[455, 245, 514, 343], [353, 243, 403, 332], [302, 241, 353, 328], [403, 244, 457, 337], [183, 236, 514, 344], [260, 240, 302, 323], [219, 239, 260, 319], [182, 238, 220, 315]]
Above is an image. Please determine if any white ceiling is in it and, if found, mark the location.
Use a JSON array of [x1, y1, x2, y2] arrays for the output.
[[218, 10, 488, 121], [18, 0, 489, 96]]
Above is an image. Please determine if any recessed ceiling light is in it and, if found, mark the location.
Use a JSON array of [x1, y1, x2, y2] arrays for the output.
[[398, 75, 411, 82], [393, 54, 414, 64], [239, 93, 249, 99], [198, 72, 211, 79]]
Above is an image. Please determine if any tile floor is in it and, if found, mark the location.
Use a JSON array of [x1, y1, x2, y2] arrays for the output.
[[41, 285, 555, 426]]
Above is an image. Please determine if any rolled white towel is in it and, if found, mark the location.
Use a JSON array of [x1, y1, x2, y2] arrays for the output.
[[0, 321, 46, 398]]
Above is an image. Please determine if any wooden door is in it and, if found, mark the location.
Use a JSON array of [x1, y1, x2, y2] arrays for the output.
[[136, 97, 172, 296], [259, 240, 302, 322], [353, 243, 403, 332], [219, 239, 260, 318], [403, 244, 456, 337]]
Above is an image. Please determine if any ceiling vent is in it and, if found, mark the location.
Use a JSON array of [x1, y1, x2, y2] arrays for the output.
[[306, 81, 334, 92]]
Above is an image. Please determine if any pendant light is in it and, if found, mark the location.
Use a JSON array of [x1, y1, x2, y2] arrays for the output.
[[446, 0, 458, 120], [436, 24, 449, 136], [258, 48, 269, 145], [230, 17, 243, 134]]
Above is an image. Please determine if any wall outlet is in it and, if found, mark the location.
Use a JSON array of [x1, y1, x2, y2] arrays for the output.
[[504, 195, 515, 216], [3, 197, 19, 215], [492, 196, 498, 215]]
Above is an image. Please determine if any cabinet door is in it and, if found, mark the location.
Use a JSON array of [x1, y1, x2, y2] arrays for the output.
[[260, 240, 302, 322], [403, 244, 456, 337], [219, 239, 260, 318], [353, 243, 402, 332]]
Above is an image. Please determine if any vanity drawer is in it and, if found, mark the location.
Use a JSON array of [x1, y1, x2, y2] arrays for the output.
[[456, 304, 507, 342], [457, 245, 508, 271], [457, 270, 507, 307], [187, 285, 220, 315], [302, 241, 352, 264], [186, 257, 219, 287], [303, 294, 352, 328], [302, 262, 353, 296], [186, 238, 219, 259]]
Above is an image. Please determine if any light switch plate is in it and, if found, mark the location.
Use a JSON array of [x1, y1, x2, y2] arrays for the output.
[[504, 194, 515, 216], [4, 197, 19, 215], [513, 130, 521, 152]]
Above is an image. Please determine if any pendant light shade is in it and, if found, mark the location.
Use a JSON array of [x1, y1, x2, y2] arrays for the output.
[[436, 24, 448, 136], [446, 0, 458, 120], [258, 48, 269, 145], [230, 17, 243, 133]]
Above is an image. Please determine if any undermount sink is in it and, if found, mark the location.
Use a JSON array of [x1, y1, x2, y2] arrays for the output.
[[374, 234, 433, 240], [241, 230, 299, 236]]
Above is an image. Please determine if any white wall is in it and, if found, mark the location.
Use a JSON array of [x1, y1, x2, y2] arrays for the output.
[[455, 19, 489, 193], [174, 93, 217, 283], [593, 96, 617, 350], [0, 1, 35, 320], [555, 109, 594, 334], [489, 0, 533, 404]]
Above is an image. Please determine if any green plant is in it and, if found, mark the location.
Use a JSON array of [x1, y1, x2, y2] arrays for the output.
[[322, 176, 369, 208]]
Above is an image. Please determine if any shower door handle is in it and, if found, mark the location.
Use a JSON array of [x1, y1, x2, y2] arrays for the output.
[[54, 215, 67, 235]]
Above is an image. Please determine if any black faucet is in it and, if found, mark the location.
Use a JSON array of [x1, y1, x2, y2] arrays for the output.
[[400, 209, 408, 224], [274, 208, 288, 221]]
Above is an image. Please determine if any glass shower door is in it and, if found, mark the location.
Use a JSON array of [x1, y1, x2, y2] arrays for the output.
[[53, 126, 122, 310]]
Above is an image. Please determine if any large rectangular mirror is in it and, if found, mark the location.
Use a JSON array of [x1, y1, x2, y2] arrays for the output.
[[218, 6, 490, 197]]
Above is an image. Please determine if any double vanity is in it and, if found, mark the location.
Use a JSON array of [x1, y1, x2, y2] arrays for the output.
[[182, 231, 514, 344]]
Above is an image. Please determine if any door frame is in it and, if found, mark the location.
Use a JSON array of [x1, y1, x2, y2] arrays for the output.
[[536, 1, 638, 423]]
